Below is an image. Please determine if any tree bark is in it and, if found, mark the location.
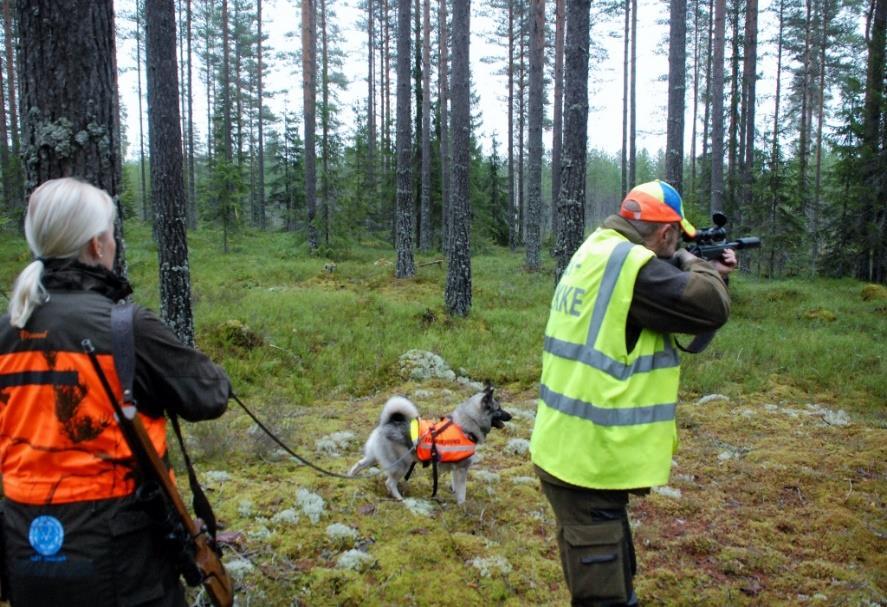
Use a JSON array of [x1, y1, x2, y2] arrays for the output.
[[859, 0, 885, 282], [740, 0, 757, 215], [629, 0, 638, 186], [257, 0, 266, 230], [507, 0, 515, 250], [554, 0, 591, 281], [395, 0, 416, 277], [367, 0, 376, 196], [145, 0, 194, 345], [666, 0, 687, 191], [302, 0, 318, 250], [445, 0, 471, 315], [710, 0, 726, 213], [186, 0, 197, 229], [551, 0, 565, 239], [420, 0, 432, 251], [439, 0, 450, 252], [621, 0, 630, 194], [525, 0, 544, 271], [18, 0, 126, 276]]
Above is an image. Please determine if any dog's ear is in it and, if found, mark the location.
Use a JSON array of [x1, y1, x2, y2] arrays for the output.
[[482, 383, 495, 407]]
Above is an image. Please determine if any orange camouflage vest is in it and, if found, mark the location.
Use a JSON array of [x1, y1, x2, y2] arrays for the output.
[[410, 417, 477, 463]]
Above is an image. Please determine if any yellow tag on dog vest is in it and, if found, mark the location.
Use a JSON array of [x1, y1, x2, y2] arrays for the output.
[[410, 418, 420, 443]]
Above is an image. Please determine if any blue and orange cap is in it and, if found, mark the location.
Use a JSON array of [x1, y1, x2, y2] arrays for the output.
[[618, 180, 697, 238]]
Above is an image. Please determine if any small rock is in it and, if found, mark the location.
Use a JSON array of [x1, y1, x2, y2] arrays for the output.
[[315, 431, 356, 456], [398, 349, 456, 382]]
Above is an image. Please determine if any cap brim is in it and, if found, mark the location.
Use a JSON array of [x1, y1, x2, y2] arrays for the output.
[[680, 217, 697, 239]]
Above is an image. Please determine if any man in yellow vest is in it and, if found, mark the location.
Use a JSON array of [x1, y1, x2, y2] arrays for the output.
[[530, 180, 737, 606]]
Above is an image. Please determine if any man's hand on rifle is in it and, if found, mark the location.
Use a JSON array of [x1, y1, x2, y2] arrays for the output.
[[711, 248, 738, 278]]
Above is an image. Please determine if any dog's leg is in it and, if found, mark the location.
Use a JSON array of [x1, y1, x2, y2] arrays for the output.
[[385, 475, 405, 501], [348, 457, 373, 477], [452, 466, 469, 505]]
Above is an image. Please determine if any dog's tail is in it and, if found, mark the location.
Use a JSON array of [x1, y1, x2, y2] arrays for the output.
[[380, 395, 419, 425]]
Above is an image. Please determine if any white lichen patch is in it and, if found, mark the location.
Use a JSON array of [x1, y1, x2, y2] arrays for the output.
[[509, 476, 537, 485], [469, 555, 512, 578], [237, 499, 253, 517], [696, 394, 730, 405], [471, 469, 501, 483], [248, 525, 272, 540], [326, 523, 359, 543], [504, 438, 531, 455], [204, 470, 231, 483], [403, 498, 435, 517], [398, 349, 456, 382], [509, 407, 536, 421], [315, 431, 356, 456], [271, 508, 300, 525], [296, 488, 326, 523], [336, 549, 375, 571], [224, 558, 255, 580], [806, 404, 850, 427], [652, 485, 682, 499]]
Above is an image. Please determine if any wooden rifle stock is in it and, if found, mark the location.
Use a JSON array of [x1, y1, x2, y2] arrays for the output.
[[83, 339, 234, 607]]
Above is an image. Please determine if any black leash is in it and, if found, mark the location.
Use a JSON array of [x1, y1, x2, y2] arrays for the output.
[[231, 393, 354, 480]]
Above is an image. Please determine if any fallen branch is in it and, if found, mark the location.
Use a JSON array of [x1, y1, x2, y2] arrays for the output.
[[418, 259, 443, 267]]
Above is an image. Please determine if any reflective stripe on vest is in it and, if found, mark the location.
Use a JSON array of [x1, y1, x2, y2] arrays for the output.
[[530, 228, 681, 489], [411, 418, 476, 463], [0, 350, 169, 505]]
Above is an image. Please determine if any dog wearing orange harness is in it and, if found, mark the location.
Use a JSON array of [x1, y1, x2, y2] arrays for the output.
[[348, 386, 512, 504]]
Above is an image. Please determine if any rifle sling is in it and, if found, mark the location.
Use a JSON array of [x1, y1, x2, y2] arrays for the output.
[[110, 304, 218, 540]]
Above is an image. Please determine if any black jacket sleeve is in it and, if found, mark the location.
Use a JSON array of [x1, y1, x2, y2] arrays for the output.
[[131, 306, 230, 421]]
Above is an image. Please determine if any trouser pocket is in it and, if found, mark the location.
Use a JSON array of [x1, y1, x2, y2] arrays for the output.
[[560, 519, 630, 604]]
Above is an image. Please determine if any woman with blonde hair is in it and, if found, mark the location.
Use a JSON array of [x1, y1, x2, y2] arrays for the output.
[[0, 178, 230, 606]]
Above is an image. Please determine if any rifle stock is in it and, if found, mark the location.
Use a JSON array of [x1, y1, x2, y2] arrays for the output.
[[83, 340, 234, 607]]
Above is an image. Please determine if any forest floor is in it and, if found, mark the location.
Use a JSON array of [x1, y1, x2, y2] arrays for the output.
[[0, 226, 884, 606]]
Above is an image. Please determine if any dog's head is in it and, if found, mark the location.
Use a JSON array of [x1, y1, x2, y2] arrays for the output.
[[482, 384, 512, 429]]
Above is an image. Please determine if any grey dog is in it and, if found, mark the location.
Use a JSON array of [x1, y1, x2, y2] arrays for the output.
[[348, 386, 512, 504]]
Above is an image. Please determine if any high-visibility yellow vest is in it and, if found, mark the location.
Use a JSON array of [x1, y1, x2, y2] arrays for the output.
[[530, 227, 681, 489]]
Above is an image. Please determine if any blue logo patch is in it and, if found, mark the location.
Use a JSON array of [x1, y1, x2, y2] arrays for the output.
[[29, 515, 64, 557]]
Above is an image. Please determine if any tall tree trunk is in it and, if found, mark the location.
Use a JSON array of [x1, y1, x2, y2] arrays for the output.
[[525, 0, 544, 271], [257, 0, 266, 230], [517, 0, 526, 244], [666, 0, 687, 190], [0, 41, 9, 213], [629, 0, 638, 186], [740, 0, 757, 215], [302, 0, 318, 250], [321, 0, 330, 245], [136, 1, 150, 223], [726, 0, 741, 214], [811, 2, 832, 275], [507, 0, 515, 250], [186, 0, 197, 229], [395, 0, 416, 277], [420, 0, 431, 251], [554, 0, 591, 281], [146, 0, 194, 345], [445, 0, 470, 315], [621, 0, 630, 194], [689, 0, 702, 197], [798, 0, 813, 267], [367, 0, 376, 196], [768, 0, 784, 278], [204, 0, 214, 168], [18, 0, 126, 276], [699, 0, 714, 204], [439, 0, 450, 252], [3, 0, 20, 208], [221, 0, 233, 252], [859, 0, 885, 281], [710, 0, 726, 213], [551, 0, 565, 240]]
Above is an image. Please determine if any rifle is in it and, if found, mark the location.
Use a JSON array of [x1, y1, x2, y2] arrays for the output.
[[685, 212, 761, 261], [82, 313, 233, 607]]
